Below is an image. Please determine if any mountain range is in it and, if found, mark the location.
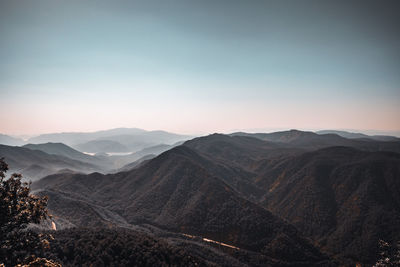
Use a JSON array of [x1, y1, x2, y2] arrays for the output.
[[231, 130, 400, 153], [1, 128, 399, 265], [0, 142, 180, 182], [33, 146, 328, 265], [27, 129, 400, 266], [256, 147, 400, 264], [0, 134, 25, 146], [0, 144, 102, 181], [316, 130, 400, 142], [25, 128, 192, 153]]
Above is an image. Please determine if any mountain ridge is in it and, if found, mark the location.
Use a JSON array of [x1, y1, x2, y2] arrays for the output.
[[28, 131, 400, 265], [33, 145, 328, 264], [0, 144, 103, 181]]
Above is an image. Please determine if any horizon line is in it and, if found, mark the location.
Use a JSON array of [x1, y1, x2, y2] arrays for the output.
[[2, 126, 400, 139]]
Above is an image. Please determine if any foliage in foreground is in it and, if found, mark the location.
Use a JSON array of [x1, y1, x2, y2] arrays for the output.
[[0, 158, 51, 266], [44, 227, 209, 267], [373, 240, 400, 267]]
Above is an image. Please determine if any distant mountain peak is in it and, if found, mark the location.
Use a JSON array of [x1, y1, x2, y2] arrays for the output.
[[0, 133, 26, 146]]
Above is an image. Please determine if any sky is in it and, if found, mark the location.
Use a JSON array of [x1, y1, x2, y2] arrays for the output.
[[0, 0, 399, 136]]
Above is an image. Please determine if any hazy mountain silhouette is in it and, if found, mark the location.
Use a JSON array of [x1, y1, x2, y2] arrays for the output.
[[23, 142, 114, 170], [27, 128, 146, 145], [231, 130, 355, 147], [74, 140, 130, 153], [109, 143, 178, 169], [27, 128, 192, 153], [94, 131, 190, 151], [316, 130, 400, 142], [232, 130, 400, 153], [20, 140, 183, 171], [0, 144, 102, 181], [0, 134, 26, 146], [133, 143, 175, 157]]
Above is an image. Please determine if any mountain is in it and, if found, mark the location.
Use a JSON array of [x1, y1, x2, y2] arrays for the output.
[[33, 146, 327, 265], [116, 154, 156, 172], [17, 141, 180, 173], [74, 140, 130, 153], [0, 144, 102, 181], [27, 128, 146, 145], [92, 131, 191, 151], [184, 133, 303, 171], [231, 130, 355, 148], [255, 146, 400, 264], [27, 128, 192, 153], [316, 130, 370, 139], [34, 188, 130, 229], [23, 142, 98, 162], [0, 134, 25, 146], [316, 130, 400, 142], [30, 131, 400, 265], [109, 143, 176, 169], [182, 133, 400, 264], [132, 143, 174, 157], [22, 142, 114, 170], [231, 130, 400, 153]]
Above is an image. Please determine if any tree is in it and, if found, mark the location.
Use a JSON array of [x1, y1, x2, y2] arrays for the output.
[[0, 158, 50, 266], [373, 240, 400, 267]]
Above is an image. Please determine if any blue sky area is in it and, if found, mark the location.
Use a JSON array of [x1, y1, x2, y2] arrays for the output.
[[0, 0, 399, 135]]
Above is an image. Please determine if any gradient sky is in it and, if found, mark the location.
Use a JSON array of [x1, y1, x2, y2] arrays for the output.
[[0, 0, 399, 135]]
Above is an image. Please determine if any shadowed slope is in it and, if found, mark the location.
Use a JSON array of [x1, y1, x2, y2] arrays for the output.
[[30, 133, 400, 265], [184, 134, 303, 170], [256, 146, 400, 264], [33, 146, 327, 265]]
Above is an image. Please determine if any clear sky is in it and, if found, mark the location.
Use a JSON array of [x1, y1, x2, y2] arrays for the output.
[[0, 0, 399, 135]]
